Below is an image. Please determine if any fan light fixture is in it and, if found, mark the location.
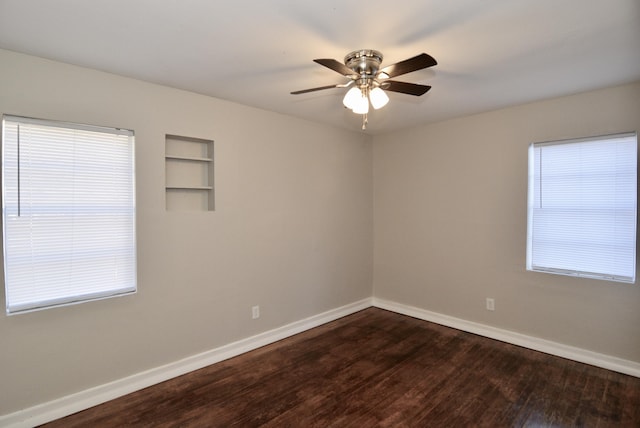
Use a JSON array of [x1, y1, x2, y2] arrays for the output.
[[342, 86, 389, 114], [291, 49, 437, 130], [342, 50, 386, 128]]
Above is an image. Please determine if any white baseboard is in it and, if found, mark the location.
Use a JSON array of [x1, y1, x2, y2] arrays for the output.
[[372, 297, 640, 378], [4, 296, 639, 427], [0, 298, 373, 428]]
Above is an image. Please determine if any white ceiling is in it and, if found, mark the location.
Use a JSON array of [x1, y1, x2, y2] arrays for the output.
[[1, 1, 639, 134]]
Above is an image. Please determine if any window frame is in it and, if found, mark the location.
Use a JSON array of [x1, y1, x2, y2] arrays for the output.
[[526, 132, 638, 283], [2, 115, 137, 314]]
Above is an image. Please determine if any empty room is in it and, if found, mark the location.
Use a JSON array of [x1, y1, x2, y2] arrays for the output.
[[1, 1, 640, 426]]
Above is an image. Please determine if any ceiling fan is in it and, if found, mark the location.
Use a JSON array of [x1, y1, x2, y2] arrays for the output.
[[291, 49, 437, 129]]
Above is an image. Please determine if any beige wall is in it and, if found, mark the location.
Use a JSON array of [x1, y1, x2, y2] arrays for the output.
[[373, 81, 640, 362], [0, 49, 373, 414], [2, 46, 639, 418]]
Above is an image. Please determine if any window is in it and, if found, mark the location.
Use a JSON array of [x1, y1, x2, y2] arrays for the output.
[[2, 115, 136, 314], [527, 132, 637, 283]]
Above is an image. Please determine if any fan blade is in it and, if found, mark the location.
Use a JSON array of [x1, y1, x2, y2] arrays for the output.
[[382, 80, 432, 96], [378, 53, 437, 79], [291, 84, 343, 95], [313, 58, 357, 77]]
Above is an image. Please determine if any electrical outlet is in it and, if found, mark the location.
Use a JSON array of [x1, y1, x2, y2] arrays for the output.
[[486, 298, 495, 311], [252, 305, 260, 319]]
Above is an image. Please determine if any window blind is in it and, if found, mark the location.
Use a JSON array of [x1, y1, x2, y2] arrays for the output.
[[526, 133, 637, 283], [2, 115, 137, 314]]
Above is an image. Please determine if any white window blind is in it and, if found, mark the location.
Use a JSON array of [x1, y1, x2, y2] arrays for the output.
[[526, 132, 637, 283], [2, 115, 136, 314]]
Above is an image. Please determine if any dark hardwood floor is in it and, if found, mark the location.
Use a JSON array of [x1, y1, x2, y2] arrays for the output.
[[43, 308, 640, 427]]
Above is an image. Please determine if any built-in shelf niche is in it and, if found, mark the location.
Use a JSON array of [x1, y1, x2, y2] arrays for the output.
[[165, 134, 214, 211]]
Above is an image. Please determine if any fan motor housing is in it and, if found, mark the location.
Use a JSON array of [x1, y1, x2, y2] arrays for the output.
[[344, 49, 383, 77]]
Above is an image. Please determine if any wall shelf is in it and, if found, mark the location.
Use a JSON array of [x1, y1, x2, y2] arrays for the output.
[[166, 186, 213, 190], [165, 155, 213, 162], [165, 134, 214, 211]]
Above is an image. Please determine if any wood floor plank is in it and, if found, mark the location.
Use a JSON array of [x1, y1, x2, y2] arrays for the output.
[[41, 308, 640, 427]]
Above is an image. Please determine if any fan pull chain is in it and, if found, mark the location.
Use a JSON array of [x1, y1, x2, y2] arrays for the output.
[[362, 113, 368, 130]]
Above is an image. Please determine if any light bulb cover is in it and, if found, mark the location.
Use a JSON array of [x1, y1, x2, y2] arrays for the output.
[[343, 87, 361, 109], [352, 91, 370, 114], [370, 87, 389, 109]]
